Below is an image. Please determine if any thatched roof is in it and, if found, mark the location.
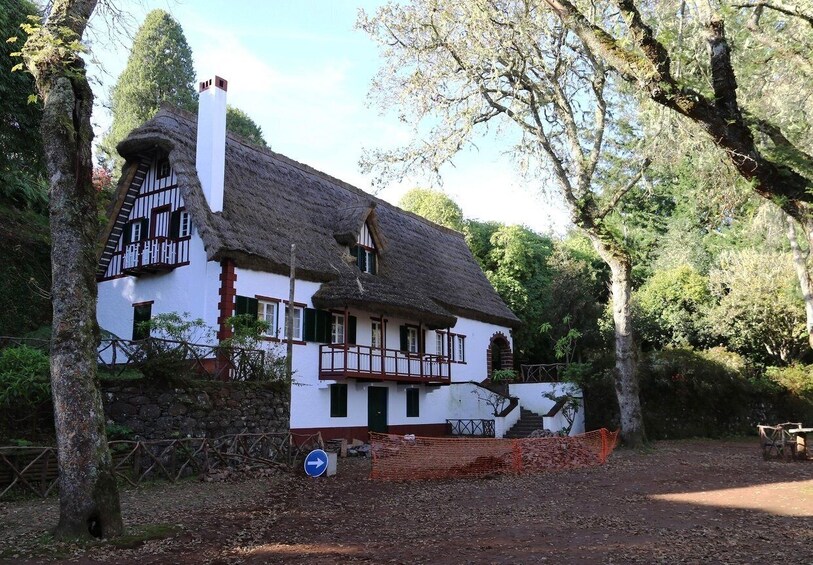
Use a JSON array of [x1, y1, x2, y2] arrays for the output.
[[112, 105, 520, 329]]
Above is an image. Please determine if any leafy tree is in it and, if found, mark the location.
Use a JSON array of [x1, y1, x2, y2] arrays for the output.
[[708, 249, 806, 365], [399, 188, 465, 232], [464, 219, 501, 270], [21, 0, 123, 539], [634, 265, 711, 349], [1, 0, 47, 210], [226, 105, 267, 147], [361, 0, 651, 444], [541, 1, 813, 346], [98, 9, 196, 168]]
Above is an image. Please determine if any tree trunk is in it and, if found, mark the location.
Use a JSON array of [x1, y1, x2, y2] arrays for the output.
[[23, 0, 123, 539], [588, 235, 646, 447], [791, 215, 813, 349]]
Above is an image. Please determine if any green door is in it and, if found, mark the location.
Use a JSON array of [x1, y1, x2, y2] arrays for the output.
[[368, 387, 388, 433]]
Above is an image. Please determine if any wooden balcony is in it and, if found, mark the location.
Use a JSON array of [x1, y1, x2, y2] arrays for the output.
[[121, 237, 187, 276], [319, 344, 451, 384]]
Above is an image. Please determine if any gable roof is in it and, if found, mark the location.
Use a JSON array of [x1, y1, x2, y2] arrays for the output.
[[110, 105, 520, 329]]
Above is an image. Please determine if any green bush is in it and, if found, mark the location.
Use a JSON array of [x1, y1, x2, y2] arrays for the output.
[[766, 364, 813, 399], [0, 345, 50, 408], [490, 369, 517, 383]]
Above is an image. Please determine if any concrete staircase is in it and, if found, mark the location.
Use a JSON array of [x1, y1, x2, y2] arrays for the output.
[[504, 408, 545, 439]]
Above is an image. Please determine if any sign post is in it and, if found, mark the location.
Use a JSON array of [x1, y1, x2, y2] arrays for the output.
[[304, 449, 329, 478]]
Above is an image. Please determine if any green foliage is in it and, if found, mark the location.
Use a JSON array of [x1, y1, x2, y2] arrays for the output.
[[766, 365, 813, 400], [541, 384, 582, 436], [105, 422, 134, 441], [223, 315, 287, 382], [133, 312, 212, 381], [398, 188, 465, 232], [490, 369, 517, 383], [226, 106, 267, 147], [1, 0, 47, 210], [707, 249, 806, 365], [0, 345, 50, 409], [99, 9, 197, 168], [634, 265, 711, 348]]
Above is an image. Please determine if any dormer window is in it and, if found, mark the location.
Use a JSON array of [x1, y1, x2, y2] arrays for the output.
[[156, 157, 170, 179], [353, 221, 378, 274]]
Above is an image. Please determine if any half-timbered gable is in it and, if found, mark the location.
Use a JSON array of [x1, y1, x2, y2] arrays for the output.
[[98, 151, 192, 280]]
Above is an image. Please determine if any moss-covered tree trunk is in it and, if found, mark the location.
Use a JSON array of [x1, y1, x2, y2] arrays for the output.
[[22, 0, 122, 539], [587, 233, 645, 447]]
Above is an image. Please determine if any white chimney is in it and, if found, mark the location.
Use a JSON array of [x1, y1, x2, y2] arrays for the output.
[[196, 76, 228, 213]]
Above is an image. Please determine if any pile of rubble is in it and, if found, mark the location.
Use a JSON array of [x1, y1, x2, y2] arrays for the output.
[[325, 438, 372, 458]]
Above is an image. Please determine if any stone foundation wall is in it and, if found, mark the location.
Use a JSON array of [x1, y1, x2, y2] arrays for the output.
[[102, 381, 289, 439]]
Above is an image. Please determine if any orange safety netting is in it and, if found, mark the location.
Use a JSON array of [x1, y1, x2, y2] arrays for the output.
[[370, 428, 619, 480]]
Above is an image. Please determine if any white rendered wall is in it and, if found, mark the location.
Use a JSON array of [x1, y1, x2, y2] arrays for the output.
[[508, 382, 586, 435]]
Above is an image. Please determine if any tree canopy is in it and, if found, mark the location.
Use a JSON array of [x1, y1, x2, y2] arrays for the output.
[[398, 188, 465, 232], [98, 9, 197, 167]]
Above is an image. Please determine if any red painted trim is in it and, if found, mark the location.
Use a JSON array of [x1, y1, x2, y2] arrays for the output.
[[217, 259, 237, 341], [255, 295, 280, 303], [138, 184, 179, 199], [290, 423, 451, 444], [132, 300, 154, 307], [282, 299, 307, 308]]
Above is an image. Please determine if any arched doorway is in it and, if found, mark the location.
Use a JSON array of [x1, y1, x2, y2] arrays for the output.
[[487, 332, 513, 378]]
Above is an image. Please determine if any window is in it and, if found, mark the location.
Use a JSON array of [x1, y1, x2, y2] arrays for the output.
[[456, 335, 466, 362], [178, 211, 191, 237], [331, 313, 345, 344], [130, 221, 142, 243], [132, 302, 152, 340], [406, 327, 418, 354], [258, 300, 278, 337], [436, 332, 447, 357], [406, 388, 419, 417], [354, 222, 378, 274], [371, 320, 382, 349], [283, 304, 303, 341], [330, 383, 348, 417], [156, 157, 170, 179]]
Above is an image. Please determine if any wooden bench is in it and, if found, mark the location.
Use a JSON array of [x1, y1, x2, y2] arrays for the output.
[[758, 423, 802, 460]]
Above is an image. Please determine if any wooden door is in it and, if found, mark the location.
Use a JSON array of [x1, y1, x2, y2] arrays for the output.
[[368, 387, 388, 433]]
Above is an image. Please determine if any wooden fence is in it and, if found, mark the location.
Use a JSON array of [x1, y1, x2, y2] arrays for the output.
[[0, 432, 323, 500], [518, 364, 567, 382]]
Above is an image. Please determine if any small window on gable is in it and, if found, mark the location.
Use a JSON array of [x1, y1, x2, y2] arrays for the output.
[[353, 221, 377, 274], [156, 157, 170, 179], [179, 211, 191, 237]]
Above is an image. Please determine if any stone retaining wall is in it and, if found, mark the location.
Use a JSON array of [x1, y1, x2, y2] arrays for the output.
[[102, 381, 289, 439]]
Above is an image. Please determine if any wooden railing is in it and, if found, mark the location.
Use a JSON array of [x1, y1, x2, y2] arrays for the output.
[[519, 364, 567, 383], [446, 419, 496, 438], [319, 344, 451, 383], [119, 236, 190, 275], [97, 338, 272, 382], [0, 432, 323, 500]]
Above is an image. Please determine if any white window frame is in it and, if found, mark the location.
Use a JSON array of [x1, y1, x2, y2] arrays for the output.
[[257, 300, 278, 337], [456, 335, 466, 362], [178, 210, 191, 238], [371, 320, 382, 349], [130, 221, 142, 243], [406, 326, 419, 354], [283, 305, 303, 341], [436, 331, 447, 357], [331, 313, 345, 345]]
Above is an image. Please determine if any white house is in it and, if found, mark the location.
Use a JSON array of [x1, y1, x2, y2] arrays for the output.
[[96, 76, 577, 441]]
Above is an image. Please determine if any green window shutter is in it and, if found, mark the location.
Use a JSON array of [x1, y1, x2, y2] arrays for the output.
[[369, 253, 377, 274], [348, 315, 357, 345], [357, 249, 366, 272], [406, 388, 419, 417], [420, 330, 426, 354], [132, 303, 152, 340], [400, 325, 408, 352], [169, 210, 181, 238], [313, 309, 331, 343], [330, 383, 348, 417], [122, 222, 133, 245], [140, 218, 150, 240], [350, 246, 358, 259], [235, 296, 258, 318], [303, 308, 317, 342]]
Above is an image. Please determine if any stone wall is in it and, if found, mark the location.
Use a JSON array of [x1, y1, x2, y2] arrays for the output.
[[102, 380, 289, 439]]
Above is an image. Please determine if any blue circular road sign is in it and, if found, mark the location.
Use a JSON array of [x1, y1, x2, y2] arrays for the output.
[[304, 449, 329, 477]]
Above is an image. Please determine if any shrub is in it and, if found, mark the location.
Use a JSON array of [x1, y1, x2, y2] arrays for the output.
[[132, 312, 213, 381], [0, 345, 52, 439], [766, 364, 813, 399], [490, 369, 517, 383]]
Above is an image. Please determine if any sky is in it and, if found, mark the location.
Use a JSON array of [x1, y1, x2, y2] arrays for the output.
[[85, 0, 571, 234]]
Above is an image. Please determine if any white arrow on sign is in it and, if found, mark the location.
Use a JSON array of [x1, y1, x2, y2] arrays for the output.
[[307, 458, 325, 470]]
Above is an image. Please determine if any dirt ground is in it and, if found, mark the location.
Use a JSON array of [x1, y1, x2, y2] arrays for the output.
[[1, 438, 812, 564]]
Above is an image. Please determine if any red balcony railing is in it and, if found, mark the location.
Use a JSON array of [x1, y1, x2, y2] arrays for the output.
[[319, 344, 451, 384]]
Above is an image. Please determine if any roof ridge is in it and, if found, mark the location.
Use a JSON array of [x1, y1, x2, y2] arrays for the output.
[[156, 104, 466, 240]]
